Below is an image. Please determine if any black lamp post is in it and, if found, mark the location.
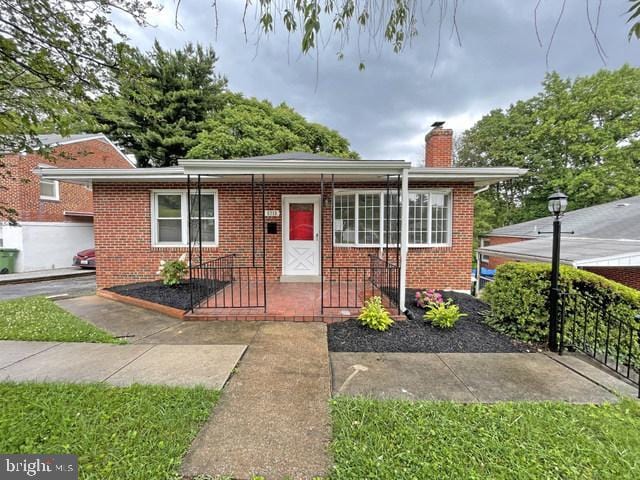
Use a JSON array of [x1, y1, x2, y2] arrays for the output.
[[548, 191, 568, 352]]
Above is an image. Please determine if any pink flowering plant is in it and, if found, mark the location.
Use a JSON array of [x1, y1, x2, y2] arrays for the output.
[[415, 289, 444, 308], [157, 253, 189, 286]]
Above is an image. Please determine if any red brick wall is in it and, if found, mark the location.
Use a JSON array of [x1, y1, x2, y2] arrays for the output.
[[1, 138, 133, 223], [424, 128, 453, 168], [581, 267, 640, 290], [481, 235, 531, 269], [94, 181, 475, 291]]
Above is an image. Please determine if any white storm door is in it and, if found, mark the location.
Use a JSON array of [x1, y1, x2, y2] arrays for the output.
[[282, 195, 321, 276]]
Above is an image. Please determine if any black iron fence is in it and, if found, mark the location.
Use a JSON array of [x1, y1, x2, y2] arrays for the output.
[[321, 255, 400, 313], [478, 274, 494, 291], [559, 290, 640, 396], [190, 254, 266, 311]]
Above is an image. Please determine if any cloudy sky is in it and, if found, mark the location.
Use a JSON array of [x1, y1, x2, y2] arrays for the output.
[[116, 0, 637, 164]]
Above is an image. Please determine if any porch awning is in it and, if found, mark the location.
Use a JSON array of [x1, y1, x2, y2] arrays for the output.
[[35, 152, 526, 187], [178, 157, 410, 176]]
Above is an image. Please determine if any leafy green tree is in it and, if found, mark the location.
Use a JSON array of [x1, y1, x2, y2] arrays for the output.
[[204, 1, 640, 64], [92, 41, 227, 167], [0, 0, 154, 220], [187, 93, 358, 159], [457, 64, 640, 236], [0, 0, 154, 153]]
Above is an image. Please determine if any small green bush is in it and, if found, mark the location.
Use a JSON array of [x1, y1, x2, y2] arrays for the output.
[[358, 296, 394, 331], [157, 253, 189, 286], [424, 299, 467, 328], [482, 262, 640, 343]]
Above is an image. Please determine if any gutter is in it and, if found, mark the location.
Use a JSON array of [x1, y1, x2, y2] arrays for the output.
[[476, 248, 576, 266]]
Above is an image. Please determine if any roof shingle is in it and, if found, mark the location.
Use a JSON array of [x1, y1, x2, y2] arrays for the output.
[[488, 195, 640, 241]]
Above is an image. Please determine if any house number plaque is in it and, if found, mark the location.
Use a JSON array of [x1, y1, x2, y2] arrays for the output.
[[265, 210, 280, 217]]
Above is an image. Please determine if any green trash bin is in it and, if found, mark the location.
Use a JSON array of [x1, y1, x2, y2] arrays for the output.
[[0, 248, 19, 274]]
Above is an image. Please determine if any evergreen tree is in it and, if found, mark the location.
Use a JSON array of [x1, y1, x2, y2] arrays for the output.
[[93, 41, 227, 167]]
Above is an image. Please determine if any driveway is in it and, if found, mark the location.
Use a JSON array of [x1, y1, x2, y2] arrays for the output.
[[0, 276, 96, 300]]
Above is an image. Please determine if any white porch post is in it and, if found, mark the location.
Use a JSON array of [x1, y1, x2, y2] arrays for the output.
[[475, 250, 481, 297], [399, 168, 410, 311]]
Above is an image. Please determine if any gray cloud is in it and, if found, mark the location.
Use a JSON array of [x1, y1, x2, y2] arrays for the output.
[[117, 0, 638, 164]]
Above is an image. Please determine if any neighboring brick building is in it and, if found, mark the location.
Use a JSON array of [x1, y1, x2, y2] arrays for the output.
[[478, 196, 640, 290], [1, 134, 134, 272], [42, 123, 526, 319]]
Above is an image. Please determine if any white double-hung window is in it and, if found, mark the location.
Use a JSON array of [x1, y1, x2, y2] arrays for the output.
[[333, 190, 451, 247], [151, 190, 218, 247]]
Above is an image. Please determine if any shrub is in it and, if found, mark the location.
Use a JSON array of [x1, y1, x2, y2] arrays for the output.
[[358, 296, 394, 331], [423, 300, 467, 328], [482, 263, 640, 343], [157, 253, 189, 286], [415, 289, 444, 308]]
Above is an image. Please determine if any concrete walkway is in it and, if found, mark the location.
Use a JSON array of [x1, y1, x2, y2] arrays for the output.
[[331, 352, 635, 403], [57, 295, 264, 345], [0, 268, 94, 285], [181, 322, 332, 480], [50, 296, 636, 478], [0, 340, 245, 388], [40, 297, 333, 478], [57, 295, 182, 341]]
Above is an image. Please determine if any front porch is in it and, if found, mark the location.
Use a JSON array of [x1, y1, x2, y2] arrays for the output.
[[183, 158, 411, 321], [185, 278, 404, 322]]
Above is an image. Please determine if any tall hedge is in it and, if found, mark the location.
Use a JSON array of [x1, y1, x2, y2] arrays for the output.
[[482, 263, 640, 343]]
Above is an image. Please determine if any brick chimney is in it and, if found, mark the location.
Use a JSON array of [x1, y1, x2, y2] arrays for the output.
[[424, 121, 453, 168]]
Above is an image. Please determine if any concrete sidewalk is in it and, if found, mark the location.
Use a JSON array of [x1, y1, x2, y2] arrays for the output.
[[181, 322, 332, 480], [0, 340, 245, 389], [57, 295, 262, 345], [331, 352, 635, 403], [0, 268, 94, 285]]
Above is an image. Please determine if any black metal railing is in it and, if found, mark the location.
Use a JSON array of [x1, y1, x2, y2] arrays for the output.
[[190, 254, 266, 311], [478, 274, 494, 291], [559, 291, 640, 396], [321, 255, 401, 313]]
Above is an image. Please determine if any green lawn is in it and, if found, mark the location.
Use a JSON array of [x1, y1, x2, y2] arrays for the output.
[[0, 382, 219, 479], [331, 397, 640, 479], [0, 296, 119, 343]]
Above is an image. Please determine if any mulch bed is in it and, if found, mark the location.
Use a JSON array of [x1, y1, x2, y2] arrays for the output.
[[328, 289, 532, 353], [106, 279, 227, 311]]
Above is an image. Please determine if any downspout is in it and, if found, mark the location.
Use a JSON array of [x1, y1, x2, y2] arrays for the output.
[[475, 250, 481, 297], [474, 185, 490, 297], [187, 174, 193, 312], [398, 168, 410, 312]]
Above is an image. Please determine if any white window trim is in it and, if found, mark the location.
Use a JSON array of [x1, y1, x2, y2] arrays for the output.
[[40, 178, 60, 201], [333, 188, 453, 248], [479, 237, 488, 264], [150, 189, 219, 248]]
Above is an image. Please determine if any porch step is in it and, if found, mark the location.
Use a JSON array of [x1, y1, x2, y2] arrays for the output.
[[184, 309, 406, 324], [279, 275, 321, 283]]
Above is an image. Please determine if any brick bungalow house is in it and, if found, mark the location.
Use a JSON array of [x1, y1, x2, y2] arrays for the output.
[[39, 124, 525, 319], [478, 195, 640, 290], [1, 134, 135, 272]]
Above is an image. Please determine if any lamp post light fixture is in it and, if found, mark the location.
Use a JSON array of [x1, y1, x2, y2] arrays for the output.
[[548, 191, 568, 352]]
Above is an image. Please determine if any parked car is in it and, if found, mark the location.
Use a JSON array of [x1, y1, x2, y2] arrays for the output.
[[73, 248, 95, 269]]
